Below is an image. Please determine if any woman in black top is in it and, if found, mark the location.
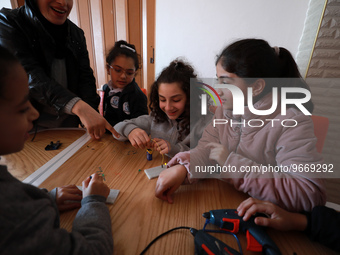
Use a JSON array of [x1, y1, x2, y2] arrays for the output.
[[0, 0, 118, 139]]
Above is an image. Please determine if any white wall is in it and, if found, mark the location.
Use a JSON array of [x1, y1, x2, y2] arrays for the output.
[[0, 0, 12, 8], [155, 0, 310, 77]]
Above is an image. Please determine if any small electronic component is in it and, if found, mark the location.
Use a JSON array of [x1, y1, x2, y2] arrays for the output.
[[97, 166, 106, 181], [146, 149, 153, 161], [45, 141, 61, 151]]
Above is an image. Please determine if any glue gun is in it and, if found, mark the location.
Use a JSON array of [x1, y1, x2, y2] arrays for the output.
[[190, 228, 241, 255], [202, 209, 281, 255]]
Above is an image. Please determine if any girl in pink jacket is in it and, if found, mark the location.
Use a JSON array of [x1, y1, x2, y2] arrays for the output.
[[155, 39, 327, 212]]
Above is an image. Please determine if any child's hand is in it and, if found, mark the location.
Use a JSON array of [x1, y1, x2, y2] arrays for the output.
[[207, 142, 230, 166], [82, 173, 110, 199], [237, 197, 308, 231], [152, 138, 171, 155], [55, 184, 82, 212], [128, 128, 150, 149], [155, 165, 187, 204]]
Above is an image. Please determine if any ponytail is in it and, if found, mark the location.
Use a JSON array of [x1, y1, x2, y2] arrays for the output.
[[276, 47, 314, 113], [217, 39, 314, 113]]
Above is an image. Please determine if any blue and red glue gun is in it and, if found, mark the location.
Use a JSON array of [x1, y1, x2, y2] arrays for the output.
[[190, 228, 241, 255], [202, 209, 282, 255]]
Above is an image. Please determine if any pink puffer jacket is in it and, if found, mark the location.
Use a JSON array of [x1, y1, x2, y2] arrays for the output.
[[168, 93, 327, 212]]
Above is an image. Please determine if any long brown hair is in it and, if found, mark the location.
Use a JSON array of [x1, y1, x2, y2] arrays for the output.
[[216, 39, 314, 113]]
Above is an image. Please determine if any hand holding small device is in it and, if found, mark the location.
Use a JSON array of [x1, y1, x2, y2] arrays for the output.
[[128, 128, 150, 149]]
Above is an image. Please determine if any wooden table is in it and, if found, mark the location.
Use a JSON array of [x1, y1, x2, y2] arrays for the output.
[[0, 129, 86, 181], [2, 129, 337, 255]]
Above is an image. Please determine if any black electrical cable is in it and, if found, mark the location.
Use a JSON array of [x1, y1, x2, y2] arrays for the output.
[[30, 120, 38, 141], [139, 226, 191, 255]]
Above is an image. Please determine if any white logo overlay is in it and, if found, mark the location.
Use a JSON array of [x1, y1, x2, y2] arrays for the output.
[[200, 84, 311, 128], [208, 85, 312, 116], [188, 78, 339, 179]]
